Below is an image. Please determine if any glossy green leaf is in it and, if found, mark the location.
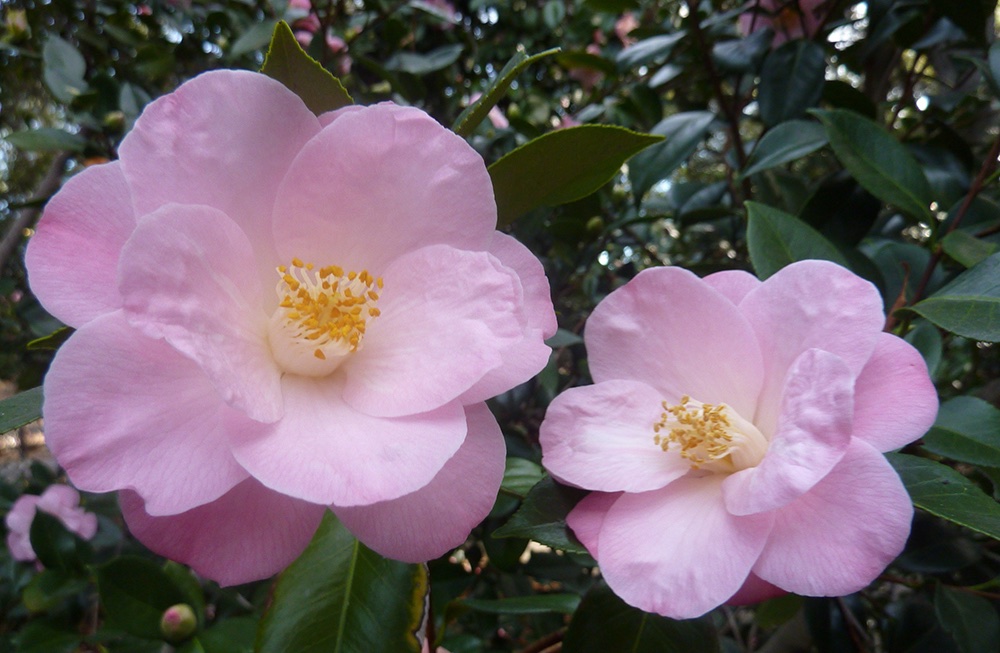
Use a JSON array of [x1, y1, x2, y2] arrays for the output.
[[256, 512, 425, 653], [922, 397, 1000, 467], [29, 511, 92, 574], [990, 40, 1000, 95], [940, 231, 998, 268], [741, 120, 828, 178], [759, 40, 825, 126], [385, 43, 463, 75], [628, 111, 714, 200], [489, 125, 662, 226], [453, 47, 559, 137], [0, 386, 43, 433], [500, 457, 545, 499], [615, 32, 685, 70], [42, 36, 87, 103], [888, 453, 1000, 541], [934, 584, 1000, 653], [27, 326, 74, 351], [96, 556, 191, 640], [230, 20, 279, 57], [904, 319, 942, 378], [460, 594, 581, 615], [562, 584, 720, 653], [197, 617, 258, 653], [811, 109, 933, 221], [909, 252, 1000, 341], [11, 616, 81, 653], [5, 128, 86, 153], [260, 21, 352, 115], [746, 201, 848, 279], [711, 30, 772, 73], [493, 476, 588, 553]]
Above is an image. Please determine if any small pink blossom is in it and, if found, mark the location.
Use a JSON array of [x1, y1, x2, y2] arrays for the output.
[[469, 93, 509, 129], [738, 0, 826, 46], [540, 261, 937, 618], [568, 43, 605, 92], [6, 485, 98, 563], [614, 12, 639, 45], [27, 70, 555, 585]]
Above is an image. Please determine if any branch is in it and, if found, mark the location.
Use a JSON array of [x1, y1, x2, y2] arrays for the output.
[[0, 151, 72, 272]]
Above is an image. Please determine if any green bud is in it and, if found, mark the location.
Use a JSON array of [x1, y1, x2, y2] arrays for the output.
[[159, 603, 197, 643]]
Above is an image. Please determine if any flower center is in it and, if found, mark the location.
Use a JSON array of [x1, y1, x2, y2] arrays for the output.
[[653, 395, 767, 472], [267, 258, 382, 377]]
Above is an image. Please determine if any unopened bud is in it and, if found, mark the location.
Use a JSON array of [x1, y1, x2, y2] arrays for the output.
[[159, 603, 197, 643]]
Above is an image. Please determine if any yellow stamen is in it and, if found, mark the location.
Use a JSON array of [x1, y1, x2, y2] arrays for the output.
[[653, 395, 734, 469]]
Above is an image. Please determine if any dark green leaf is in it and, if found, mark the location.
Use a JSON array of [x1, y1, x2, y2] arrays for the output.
[[542, 0, 565, 29], [741, 120, 828, 178], [711, 30, 772, 73], [934, 584, 1000, 653], [230, 20, 279, 57], [453, 47, 559, 136], [909, 252, 1000, 341], [746, 201, 848, 279], [261, 22, 352, 114], [501, 457, 545, 499], [556, 50, 617, 77], [42, 36, 87, 103], [755, 594, 804, 630], [0, 386, 43, 433], [563, 584, 720, 653], [493, 476, 588, 553], [546, 328, 583, 348], [5, 128, 86, 153], [27, 327, 73, 351], [96, 556, 190, 640], [940, 231, 998, 268], [904, 319, 942, 378], [990, 40, 1000, 95], [460, 594, 581, 615], [628, 111, 714, 200], [811, 109, 933, 221], [256, 512, 425, 653], [30, 511, 92, 574], [198, 617, 258, 653], [22, 569, 89, 613], [888, 453, 1000, 540], [922, 397, 1000, 467], [759, 41, 825, 126], [489, 125, 662, 226], [385, 44, 464, 75], [11, 616, 82, 653], [616, 32, 686, 70]]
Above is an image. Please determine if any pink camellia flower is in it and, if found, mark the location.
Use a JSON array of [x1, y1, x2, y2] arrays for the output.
[[614, 12, 639, 45], [540, 261, 937, 618], [26, 70, 555, 585], [738, 0, 826, 46], [6, 485, 98, 563]]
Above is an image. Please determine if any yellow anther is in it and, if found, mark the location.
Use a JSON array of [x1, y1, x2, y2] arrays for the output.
[[314, 348, 326, 360], [653, 396, 734, 469], [292, 257, 305, 267]]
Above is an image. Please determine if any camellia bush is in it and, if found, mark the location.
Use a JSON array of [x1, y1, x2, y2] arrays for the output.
[[2, 0, 1000, 651]]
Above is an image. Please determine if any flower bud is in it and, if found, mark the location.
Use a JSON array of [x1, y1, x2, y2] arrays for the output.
[[159, 603, 197, 643]]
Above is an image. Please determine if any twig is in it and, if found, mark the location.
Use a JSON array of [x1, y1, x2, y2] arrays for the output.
[[835, 597, 871, 653], [0, 151, 72, 272], [518, 629, 565, 653]]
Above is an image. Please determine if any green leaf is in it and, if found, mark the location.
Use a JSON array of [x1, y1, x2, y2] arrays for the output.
[[30, 511, 92, 573], [940, 231, 998, 268], [384, 43, 464, 75], [261, 22, 352, 115], [909, 252, 1000, 341], [27, 326, 73, 351], [627, 111, 714, 200], [460, 594, 581, 615], [990, 40, 1000, 96], [22, 569, 89, 613], [922, 397, 1000, 467], [0, 386, 43, 433], [562, 584, 720, 653], [888, 453, 1000, 541], [616, 32, 686, 70], [96, 556, 190, 640], [712, 30, 772, 73], [453, 47, 559, 137], [197, 617, 258, 653], [741, 120, 828, 178], [489, 125, 662, 226], [11, 615, 82, 653], [231, 20, 280, 57], [811, 109, 933, 221], [746, 201, 848, 279], [493, 476, 588, 553], [5, 128, 86, 153], [500, 457, 545, 499], [759, 41, 826, 126], [934, 584, 1000, 653], [904, 319, 942, 378], [256, 512, 425, 653], [42, 36, 87, 103]]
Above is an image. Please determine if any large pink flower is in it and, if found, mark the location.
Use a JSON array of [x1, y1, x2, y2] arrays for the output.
[[540, 261, 936, 619], [738, 0, 826, 46], [26, 70, 555, 585], [6, 485, 98, 563]]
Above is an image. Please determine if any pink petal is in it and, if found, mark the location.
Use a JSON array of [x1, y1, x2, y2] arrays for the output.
[[585, 267, 764, 419], [852, 333, 938, 452], [461, 232, 556, 403], [597, 477, 774, 619], [118, 204, 282, 423], [271, 103, 496, 272], [37, 486, 97, 540], [230, 374, 467, 507], [726, 573, 786, 606], [540, 380, 691, 492], [25, 162, 135, 328], [118, 70, 320, 267], [723, 349, 854, 516], [43, 311, 250, 515], [333, 403, 505, 561], [739, 260, 884, 436], [702, 269, 761, 305], [753, 439, 913, 596], [341, 245, 525, 417], [565, 491, 621, 558], [5, 495, 41, 561], [119, 479, 325, 586]]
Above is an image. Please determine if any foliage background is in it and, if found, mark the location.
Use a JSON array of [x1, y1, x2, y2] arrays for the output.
[[3, 0, 1000, 651]]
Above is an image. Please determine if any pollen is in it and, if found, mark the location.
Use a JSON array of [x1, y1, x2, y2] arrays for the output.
[[653, 395, 734, 469]]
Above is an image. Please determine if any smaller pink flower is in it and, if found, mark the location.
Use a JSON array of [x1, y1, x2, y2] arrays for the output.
[[5, 485, 98, 563], [738, 0, 826, 46], [614, 12, 639, 45], [289, 0, 322, 35], [568, 43, 605, 92], [469, 93, 509, 129], [540, 261, 937, 619]]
